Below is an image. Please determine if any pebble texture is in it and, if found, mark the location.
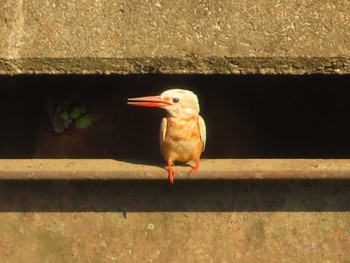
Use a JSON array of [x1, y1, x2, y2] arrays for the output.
[[1, 0, 350, 73]]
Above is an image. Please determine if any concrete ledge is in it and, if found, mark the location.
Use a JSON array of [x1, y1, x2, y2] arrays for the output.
[[1, 0, 350, 74], [1, 159, 350, 261], [1, 159, 350, 180], [1, 57, 349, 74]]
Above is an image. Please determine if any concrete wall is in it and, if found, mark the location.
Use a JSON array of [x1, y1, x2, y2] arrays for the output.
[[1, 1, 350, 262], [1, 180, 350, 262], [1, 0, 350, 74]]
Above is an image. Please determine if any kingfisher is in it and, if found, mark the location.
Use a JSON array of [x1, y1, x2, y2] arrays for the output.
[[128, 89, 206, 183]]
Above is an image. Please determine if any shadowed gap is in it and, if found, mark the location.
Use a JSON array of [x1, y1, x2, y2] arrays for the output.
[[0, 74, 350, 159], [0, 180, 349, 212]]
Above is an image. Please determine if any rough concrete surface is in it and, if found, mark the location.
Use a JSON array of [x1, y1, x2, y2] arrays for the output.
[[1, 159, 350, 180], [1, 0, 350, 74], [1, 1, 350, 261], [1, 159, 350, 261], [0, 180, 350, 262]]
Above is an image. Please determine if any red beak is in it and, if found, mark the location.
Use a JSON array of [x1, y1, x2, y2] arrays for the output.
[[127, 95, 172, 108]]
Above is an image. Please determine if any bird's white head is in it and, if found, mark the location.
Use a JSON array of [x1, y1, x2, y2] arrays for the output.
[[128, 89, 200, 118]]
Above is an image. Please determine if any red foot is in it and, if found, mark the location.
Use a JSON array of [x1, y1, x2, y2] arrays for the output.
[[167, 160, 174, 184], [189, 158, 200, 174]]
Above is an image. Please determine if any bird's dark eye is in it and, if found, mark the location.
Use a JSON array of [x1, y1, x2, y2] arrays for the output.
[[172, 98, 180, 103]]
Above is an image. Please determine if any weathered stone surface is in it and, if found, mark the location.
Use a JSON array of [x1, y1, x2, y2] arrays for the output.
[[1, 2, 350, 261], [0, 180, 350, 262], [1, 0, 350, 74], [1, 159, 350, 180]]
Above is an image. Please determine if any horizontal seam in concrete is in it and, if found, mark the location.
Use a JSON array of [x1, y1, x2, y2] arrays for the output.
[[0, 56, 349, 74]]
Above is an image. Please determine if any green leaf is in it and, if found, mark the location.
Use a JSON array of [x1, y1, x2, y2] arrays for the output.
[[59, 111, 69, 121], [75, 114, 93, 129], [69, 106, 86, 120]]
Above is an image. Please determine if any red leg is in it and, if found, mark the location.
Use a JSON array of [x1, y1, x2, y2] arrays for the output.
[[167, 160, 175, 184], [189, 158, 200, 174]]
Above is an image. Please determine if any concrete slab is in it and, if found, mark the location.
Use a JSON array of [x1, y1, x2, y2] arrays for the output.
[[1, 158, 350, 261], [1, 159, 350, 180], [0, 179, 350, 261], [1, 0, 350, 74]]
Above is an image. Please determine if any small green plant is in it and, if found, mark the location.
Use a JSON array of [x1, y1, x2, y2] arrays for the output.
[[74, 113, 93, 129], [61, 106, 93, 129], [48, 101, 93, 133], [47, 90, 94, 133]]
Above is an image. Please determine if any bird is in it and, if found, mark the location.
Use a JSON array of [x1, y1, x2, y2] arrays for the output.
[[128, 89, 206, 183]]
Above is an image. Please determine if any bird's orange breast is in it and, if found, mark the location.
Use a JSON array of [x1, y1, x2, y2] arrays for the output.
[[162, 116, 203, 163]]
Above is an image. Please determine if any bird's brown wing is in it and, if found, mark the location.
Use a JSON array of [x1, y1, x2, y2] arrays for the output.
[[159, 118, 167, 156], [198, 115, 206, 151]]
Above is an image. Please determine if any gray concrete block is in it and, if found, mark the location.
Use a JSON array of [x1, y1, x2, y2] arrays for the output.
[[0, 180, 350, 261], [1, 0, 350, 74]]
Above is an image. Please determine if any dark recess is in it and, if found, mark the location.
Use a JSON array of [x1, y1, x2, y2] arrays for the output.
[[0, 74, 349, 159]]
